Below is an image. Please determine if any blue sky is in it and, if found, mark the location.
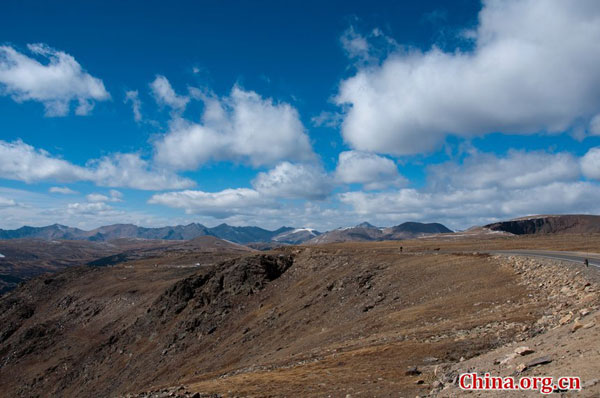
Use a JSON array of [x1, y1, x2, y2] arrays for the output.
[[1, 0, 600, 231]]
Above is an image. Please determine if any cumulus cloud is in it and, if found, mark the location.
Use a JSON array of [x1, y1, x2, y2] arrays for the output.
[[428, 150, 581, 190], [336, 0, 600, 155], [89, 153, 194, 190], [149, 161, 332, 220], [0, 139, 89, 182], [154, 85, 314, 169], [581, 147, 600, 180], [0, 140, 194, 190], [150, 75, 189, 112], [340, 182, 600, 230], [66, 201, 117, 216], [252, 162, 332, 200], [0, 187, 174, 230], [335, 151, 406, 190], [148, 188, 274, 218], [124, 90, 142, 122], [0, 43, 109, 116], [49, 186, 78, 195], [340, 149, 600, 229]]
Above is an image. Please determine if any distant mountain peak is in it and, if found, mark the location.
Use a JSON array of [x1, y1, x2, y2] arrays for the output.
[[308, 221, 452, 245], [355, 222, 376, 228]]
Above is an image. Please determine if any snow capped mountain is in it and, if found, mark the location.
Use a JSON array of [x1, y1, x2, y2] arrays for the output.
[[272, 228, 321, 244]]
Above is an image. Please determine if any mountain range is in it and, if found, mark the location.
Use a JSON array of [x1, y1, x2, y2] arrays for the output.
[[307, 221, 453, 244], [0, 221, 453, 244], [0, 223, 297, 244]]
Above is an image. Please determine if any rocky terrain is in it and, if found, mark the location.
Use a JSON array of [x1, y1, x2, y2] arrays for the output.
[[0, 236, 252, 294], [0, 220, 453, 294], [433, 255, 600, 397], [0, 234, 598, 397], [0, 239, 123, 294], [484, 214, 600, 235]]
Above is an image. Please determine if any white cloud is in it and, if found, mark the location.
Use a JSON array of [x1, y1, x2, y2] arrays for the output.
[[339, 149, 600, 229], [49, 186, 78, 195], [428, 150, 580, 190], [590, 115, 600, 136], [0, 196, 17, 207], [581, 147, 600, 180], [252, 162, 332, 200], [0, 139, 90, 182], [340, 182, 600, 230], [336, 0, 600, 155], [335, 151, 406, 190], [311, 111, 343, 128], [0, 43, 109, 116], [148, 188, 274, 218], [340, 26, 398, 65], [86, 190, 122, 203], [0, 187, 176, 230], [109, 189, 123, 200], [89, 153, 194, 190], [0, 140, 194, 190], [67, 201, 117, 216], [150, 75, 189, 112], [154, 85, 314, 169], [340, 26, 370, 60], [124, 90, 142, 122], [86, 193, 109, 202]]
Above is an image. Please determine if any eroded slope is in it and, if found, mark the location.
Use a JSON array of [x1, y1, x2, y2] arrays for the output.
[[0, 244, 562, 397]]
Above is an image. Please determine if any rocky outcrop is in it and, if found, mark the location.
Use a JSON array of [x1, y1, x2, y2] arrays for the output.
[[485, 214, 600, 235]]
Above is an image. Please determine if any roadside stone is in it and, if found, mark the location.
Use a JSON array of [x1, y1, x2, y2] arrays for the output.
[[571, 321, 584, 333], [514, 346, 534, 356], [516, 363, 527, 372], [583, 379, 599, 388], [559, 313, 572, 325], [581, 294, 596, 304], [583, 321, 595, 329], [499, 353, 518, 365], [525, 356, 552, 368], [579, 308, 590, 317]]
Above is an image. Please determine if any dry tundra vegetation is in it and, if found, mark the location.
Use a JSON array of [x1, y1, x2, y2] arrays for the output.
[[0, 233, 599, 397]]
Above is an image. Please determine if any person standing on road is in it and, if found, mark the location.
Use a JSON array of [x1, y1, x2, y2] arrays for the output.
[[584, 258, 589, 267]]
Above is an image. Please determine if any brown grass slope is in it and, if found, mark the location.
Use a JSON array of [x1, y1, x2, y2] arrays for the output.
[[0, 236, 253, 294], [0, 238, 572, 397]]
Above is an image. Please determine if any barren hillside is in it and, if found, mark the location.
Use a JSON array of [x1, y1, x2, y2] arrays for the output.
[[0, 236, 598, 397], [484, 215, 600, 235]]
